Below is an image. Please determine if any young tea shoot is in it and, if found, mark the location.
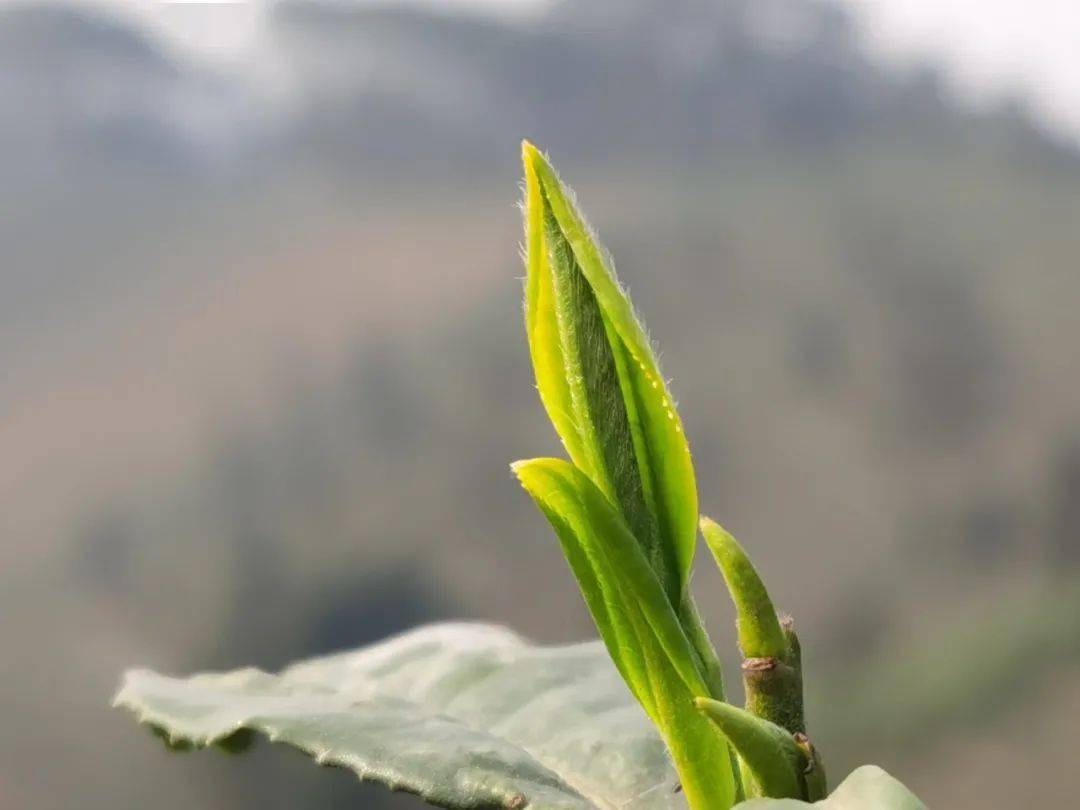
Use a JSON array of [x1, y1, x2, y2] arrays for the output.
[[515, 142, 823, 807], [114, 143, 926, 810]]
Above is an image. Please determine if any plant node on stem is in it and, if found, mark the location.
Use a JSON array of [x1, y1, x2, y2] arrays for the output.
[[742, 615, 805, 736]]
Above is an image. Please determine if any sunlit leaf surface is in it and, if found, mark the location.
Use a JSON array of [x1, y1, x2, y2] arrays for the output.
[[513, 458, 736, 809], [522, 143, 697, 605]]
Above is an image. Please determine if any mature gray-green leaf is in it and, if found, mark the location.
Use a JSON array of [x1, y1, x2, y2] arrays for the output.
[[116, 623, 921, 810], [734, 767, 925, 810], [115, 623, 684, 810]]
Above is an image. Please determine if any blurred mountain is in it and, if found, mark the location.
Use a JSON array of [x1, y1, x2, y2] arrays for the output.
[[6, 0, 1070, 360], [0, 3, 270, 357], [6, 2, 1080, 809], [1, 0, 1070, 190], [0, 4, 262, 183], [271, 0, 942, 168]]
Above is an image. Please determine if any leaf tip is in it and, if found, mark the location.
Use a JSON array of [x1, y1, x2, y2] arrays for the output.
[[510, 457, 545, 476], [509, 459, 533, 488], [701, 517, 788, 661], [521, 139, 545, 177], [510, 457, 566, 494]]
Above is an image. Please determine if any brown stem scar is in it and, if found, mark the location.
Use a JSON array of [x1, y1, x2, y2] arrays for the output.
[[742, 657, 778, 672], [793, 732, 816, 772]]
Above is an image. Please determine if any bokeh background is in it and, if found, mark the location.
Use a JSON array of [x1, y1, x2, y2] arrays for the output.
[[4, 0, 1080, 807]]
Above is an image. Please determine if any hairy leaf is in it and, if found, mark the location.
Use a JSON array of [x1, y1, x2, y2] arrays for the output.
[[701, 518, 805, 738], [700, 519, 786, 660], [513, 458, 736, 809], [694, 699, 805, 800], [522, 142, 697, 605]]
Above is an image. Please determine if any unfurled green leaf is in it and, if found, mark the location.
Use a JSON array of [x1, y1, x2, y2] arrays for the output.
[[694, 699, 807, 801], [115, 623, 682, 810], [734, 766, 926, 810], [701, 518, 786, 660], [522, 142, 697, 606], [511, 458, 704, 698], [513, 457, 737, 810]]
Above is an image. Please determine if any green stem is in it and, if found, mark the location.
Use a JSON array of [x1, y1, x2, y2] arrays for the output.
[[701, 519, 806, 732], [700, 519, 786, 659], [742, 618, 805, 736], [700, 517, 826, 799]]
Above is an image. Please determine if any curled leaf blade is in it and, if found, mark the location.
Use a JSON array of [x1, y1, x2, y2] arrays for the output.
[[523, 146, 584, 468], [521, 142, 697, 601], [694, 698, 805, 801], [513, 457, 736, 809], [513, 458, 705, 698], [701, 518, 787, 660]]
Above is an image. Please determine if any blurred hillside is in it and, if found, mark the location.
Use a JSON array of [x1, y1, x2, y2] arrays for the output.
[[2, 1, 1079, 808]]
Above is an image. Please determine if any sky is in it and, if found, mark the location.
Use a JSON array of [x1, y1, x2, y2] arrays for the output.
[[20, 0, 1080, 144], [844, 0, 1080, 142]]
